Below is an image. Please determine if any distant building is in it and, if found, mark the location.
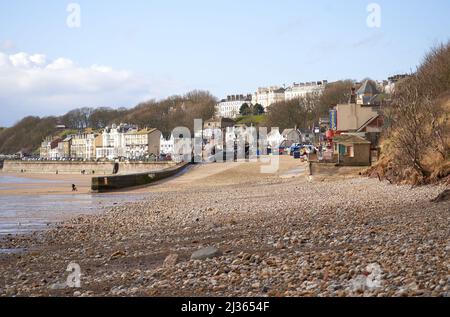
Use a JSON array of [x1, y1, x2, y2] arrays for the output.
[[356, 80, 383, 106], [160, 133, 175, 156], [267, 128, 284, 149], [40, 137, 62, 159], [96, 124, 136, 160], [40, 137, 52, 159], [332, 80, 382, 132], [71, 133, 97, 160], [252, 86, 286, 110], [384, 74, 411, 94], [298, 129, 314, 144], [332, 134, 372, 166], [125, 128, 161, 159], [281, 129, 302, 147], [203, 117, 236, 140], [216, 94, 252, 119], [58, 137, 72, 159], [284, 81, 327, 101]]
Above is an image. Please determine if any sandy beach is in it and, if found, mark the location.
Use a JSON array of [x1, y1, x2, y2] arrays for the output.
[[0, 173, 93, 196], [0, 156, 448, 297]]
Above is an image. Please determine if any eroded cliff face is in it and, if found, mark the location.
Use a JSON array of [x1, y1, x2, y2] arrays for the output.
[[364, 94, 449, 186]]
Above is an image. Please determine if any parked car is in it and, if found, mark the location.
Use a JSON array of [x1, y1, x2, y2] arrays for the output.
[[289, 143, 302, 156]]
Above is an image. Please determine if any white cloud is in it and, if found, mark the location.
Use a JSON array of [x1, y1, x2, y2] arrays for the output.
[[46, 57, 74, 70], [0, 51, 188, 126], [29, 54, 46, 66]]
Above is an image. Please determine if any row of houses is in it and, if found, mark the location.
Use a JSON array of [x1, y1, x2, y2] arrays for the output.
[[216, 81, 328, 118], [212, 79, 386, 166], [202, 117, 314, 150], [215, 75, 406, 120], [40, 124, 175, 161]]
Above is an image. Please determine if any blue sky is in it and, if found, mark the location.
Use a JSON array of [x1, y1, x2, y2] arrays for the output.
[[1, 0, 450, 126]]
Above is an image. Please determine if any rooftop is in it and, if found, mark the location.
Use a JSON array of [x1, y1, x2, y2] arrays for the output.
[[333, 134, 371, 145]]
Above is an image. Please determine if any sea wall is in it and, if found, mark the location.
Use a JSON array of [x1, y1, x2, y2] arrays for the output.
[[91, 162, 189, 192], [2, 161, 176, 175]]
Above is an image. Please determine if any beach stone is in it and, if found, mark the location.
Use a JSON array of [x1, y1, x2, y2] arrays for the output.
[[163, 254, 179, 267], [190, 247, 222, 260], [50, 282, 67, 290]]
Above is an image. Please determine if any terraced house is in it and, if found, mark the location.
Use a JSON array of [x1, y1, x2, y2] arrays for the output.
[[125, 128, 161, 159], [70, 133, 98, 160]]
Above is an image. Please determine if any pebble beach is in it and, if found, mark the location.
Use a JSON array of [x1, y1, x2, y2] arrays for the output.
[[0, 157, 448, 297]]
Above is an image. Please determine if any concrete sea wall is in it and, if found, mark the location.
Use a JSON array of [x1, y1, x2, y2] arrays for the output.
[[2, 161, 176, 175], [91, 162, 189, 192]]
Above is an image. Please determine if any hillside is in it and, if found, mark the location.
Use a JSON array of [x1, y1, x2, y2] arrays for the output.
[[0, 116, 58, 154], [365, 42, 450, 185]]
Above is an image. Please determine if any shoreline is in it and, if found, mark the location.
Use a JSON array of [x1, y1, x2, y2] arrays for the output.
[[0, 158, 448, 297]]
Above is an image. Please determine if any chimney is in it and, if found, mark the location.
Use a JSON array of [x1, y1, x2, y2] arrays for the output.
[[350, 87, 357, 104]]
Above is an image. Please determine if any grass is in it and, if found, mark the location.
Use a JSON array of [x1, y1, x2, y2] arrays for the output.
[[235, 115, 267, 126]]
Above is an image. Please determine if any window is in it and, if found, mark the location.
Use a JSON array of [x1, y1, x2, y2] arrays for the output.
[[348, 146, 354, 157]]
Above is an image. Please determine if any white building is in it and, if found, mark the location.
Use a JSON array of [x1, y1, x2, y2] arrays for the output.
[[160, 134, 175, 156], [252, 86, 286, 110], [267, 128, 284, 148], [71, 133, 97, 160], [216, 94, 253, 119], [284, 81, 327, 101], [96, 124, 136, 160]]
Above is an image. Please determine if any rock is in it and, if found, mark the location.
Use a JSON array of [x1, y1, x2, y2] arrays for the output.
[[110, 250, 126, 260], [163, 254, 179, 267], [50, 282, 67, 290], [431, 189, 450, 203], [190, 247, 222, 260]]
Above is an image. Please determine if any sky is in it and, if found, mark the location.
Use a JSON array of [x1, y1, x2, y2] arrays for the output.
[[1, 0, 450, 127]]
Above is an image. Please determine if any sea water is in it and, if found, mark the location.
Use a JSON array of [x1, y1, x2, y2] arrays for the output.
[[0, 175, 145, 235]]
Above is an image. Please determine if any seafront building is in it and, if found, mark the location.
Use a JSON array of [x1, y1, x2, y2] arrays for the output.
[[40, 124, 162, 161], [160, 134, 175, 156], [124, 128, 161, 159], [216, 94, 252, 119], [70, 133, 98, 160], [95, 124, 135, 160], [330, 80, 383, 132], [252, 86, 286, 110], [284, 81, 327, 101]]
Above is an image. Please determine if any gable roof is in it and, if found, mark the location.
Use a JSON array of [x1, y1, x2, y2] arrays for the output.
[[333, 134, 371, 145], [357, 80, 379, 95], [126, 128, 158, 135], [357, 115, 382, 132], [282, 129, 300, 136]]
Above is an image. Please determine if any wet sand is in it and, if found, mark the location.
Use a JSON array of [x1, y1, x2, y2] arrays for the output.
[[0, 172, 147, 235], [0, 173, 92, 195]]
